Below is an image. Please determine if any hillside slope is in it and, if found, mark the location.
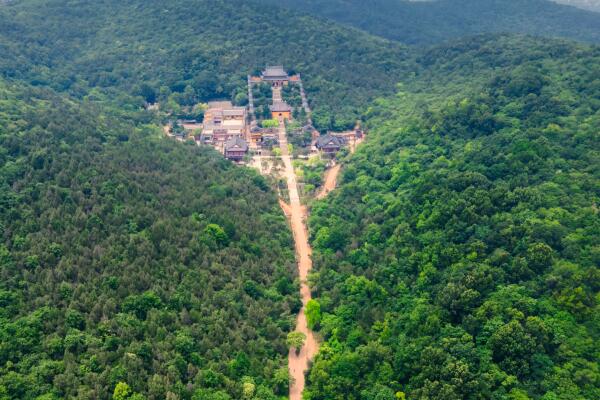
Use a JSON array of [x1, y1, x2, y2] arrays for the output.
[[0, 80, 299, 399], [0, 0, 411, 130], [306, 35, 600, 399], [264, 0, 600, 45]]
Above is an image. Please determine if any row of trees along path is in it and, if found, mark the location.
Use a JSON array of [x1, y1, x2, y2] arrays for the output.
[[272, 86, 318, 400]]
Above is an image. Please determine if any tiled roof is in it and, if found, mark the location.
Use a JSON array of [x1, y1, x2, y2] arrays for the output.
[[262, 65, 288, 78], [222, 108, 246, 116], [225, 137, 248, 152], [315, 134, 342, 149], [207, 100, 234, 108], [270, 101, 292, 112]]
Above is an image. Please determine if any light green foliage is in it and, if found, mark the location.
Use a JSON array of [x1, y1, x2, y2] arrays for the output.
[[202, 223, 229, 247], [509, 389, 532, 400], [305, 36, 600, 400], [242, 381, 255, 399], [34, 395, 60, 400], [113, 382, 132, 400], [286, 331, 306, 353], [191, 389, 232, 400], [261, 119, 279, 128], [300, 160, 326, 192], [305, 299, 322, 329]]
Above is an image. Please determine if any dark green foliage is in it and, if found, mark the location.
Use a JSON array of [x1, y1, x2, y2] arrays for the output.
[[1, 0, 599, 398], [305, 36, 600, 399], [265, 0, 600, 45], [301, 162, 326, 192], [282, 84, 303, 109], [253, 83, 273, 121], [0, 80, 298, 399], [0, 0, 411, 131]]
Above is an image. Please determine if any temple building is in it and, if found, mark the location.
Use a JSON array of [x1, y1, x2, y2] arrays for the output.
[[224, 137, 249, 162], [270, 101, 292, 120], [315, 134, 344, 157], [261, 66, 290, 87], [202, 101, 247, 143], [249, 126, 263, 146]]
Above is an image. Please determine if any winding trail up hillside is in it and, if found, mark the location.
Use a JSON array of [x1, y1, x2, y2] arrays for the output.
[[315, 135, 362, 199], [271, 85, 363, 398], [277, 121, 319, 399], [316, 163, 341, 200]]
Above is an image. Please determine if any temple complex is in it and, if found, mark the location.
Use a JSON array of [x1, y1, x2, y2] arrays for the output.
[[165, 65, 362, 163]]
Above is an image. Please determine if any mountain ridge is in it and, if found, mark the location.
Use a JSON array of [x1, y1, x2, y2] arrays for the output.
[[261, 0, 600, 45], [0, 0, 412, 131]]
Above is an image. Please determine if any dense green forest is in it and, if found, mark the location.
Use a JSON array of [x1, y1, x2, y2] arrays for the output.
[[0, 0, 410, 131], [305, 35, 600, 399], [265, 0, 600, 45], [0, 79, 300, 399], [1, 1, 600, 399]]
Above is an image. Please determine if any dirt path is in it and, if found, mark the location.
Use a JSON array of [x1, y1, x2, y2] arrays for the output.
[[315, 163, 341, 200], [314, 136, 363, 200], [277, 122, 318, 400]]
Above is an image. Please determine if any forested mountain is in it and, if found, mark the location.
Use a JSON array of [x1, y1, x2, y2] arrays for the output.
[[306, 35, 600, 399], [0, 0, 411, 130], [1, 1, 599, 399], [0, 79, 300, 399], [264, 0, 600, 45]]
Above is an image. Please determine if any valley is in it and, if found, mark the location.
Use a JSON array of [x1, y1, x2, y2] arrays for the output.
[[276, 121, 318, 400], [0, 1, 599, 400], [164, 66, 364, 398]]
